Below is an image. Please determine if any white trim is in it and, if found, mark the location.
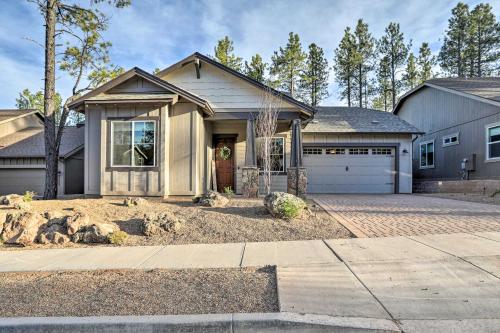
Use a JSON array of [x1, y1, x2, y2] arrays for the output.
[[256, 136, 285, 173], [110, 120, 156, 167], [485, 122, 500, 162], [442, 132, 460, 147], [419, 139, 435, 169]]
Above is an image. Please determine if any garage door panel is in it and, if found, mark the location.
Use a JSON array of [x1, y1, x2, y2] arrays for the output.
[[0, 169, 45, 195], [304, 147, 395, 194]]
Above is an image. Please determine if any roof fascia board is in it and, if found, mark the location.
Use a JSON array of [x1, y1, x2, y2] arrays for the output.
[[0, 110, 44, 125]]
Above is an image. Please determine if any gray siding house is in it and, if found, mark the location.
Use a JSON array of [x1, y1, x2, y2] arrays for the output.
[[394, 78, 500, 184]]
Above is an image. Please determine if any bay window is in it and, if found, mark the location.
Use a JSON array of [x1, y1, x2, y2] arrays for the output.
[[111, 120, 156, 167]]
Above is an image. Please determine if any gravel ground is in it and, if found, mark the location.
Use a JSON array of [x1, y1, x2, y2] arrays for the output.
[[0, 197, 352, 249], [417, 193, 500, 206], [0, 267, 278, 317]]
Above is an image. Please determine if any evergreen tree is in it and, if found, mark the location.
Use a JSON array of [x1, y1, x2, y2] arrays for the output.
[[16, 89, 63, 123], [245, 54, 266, 82], [270, 32, 306, 98], [403, 53, 419, 90], [468, 3, 500, 77], [300, 43, 329, 106], [438, 3, 470, 77], [213, 36, 243, 72], [333, 27, 357, 107], [352, 19, 375, 108], [374, 56, 392, 112], [417, 42, 435, 83], [378, 22, 410, 108]]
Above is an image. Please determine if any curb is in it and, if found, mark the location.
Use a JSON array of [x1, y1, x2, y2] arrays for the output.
[[0, 312, 401, 332]]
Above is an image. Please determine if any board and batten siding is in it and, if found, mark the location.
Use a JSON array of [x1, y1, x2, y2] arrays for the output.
[[397, 86, 500, 180], [85, 104, 168, 196], [302, 133, 413, 194]]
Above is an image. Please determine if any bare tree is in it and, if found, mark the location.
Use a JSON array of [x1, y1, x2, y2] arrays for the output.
[[255, 87, 282, 195]]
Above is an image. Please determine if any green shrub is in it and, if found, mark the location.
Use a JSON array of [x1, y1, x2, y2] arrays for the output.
[[107, 230, 128, 245], [23, 191, 36, 202], [280, 200, 303, 219], [223, 186, 234, 197]]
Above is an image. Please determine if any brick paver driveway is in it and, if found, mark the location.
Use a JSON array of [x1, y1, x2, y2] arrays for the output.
[[313, 194, 500, 238]]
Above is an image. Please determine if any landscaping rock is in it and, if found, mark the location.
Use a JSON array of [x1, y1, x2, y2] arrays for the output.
[[72, 223, 116, 243], [124, 197, 147, 207], [65, 212, 91, 236], [194, 191, 229, 208], [0, 212, 5, 236], [1, 212, 46, 246], [44, 210, 66, 222], [37, 215, 70, 244], [141, 211, 184, 236], [1, 194, 24, 206], [264, 192, 307, 220], [13, 202, 31, 211]]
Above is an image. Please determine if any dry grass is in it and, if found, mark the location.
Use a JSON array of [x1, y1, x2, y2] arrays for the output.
[[0, 267, 278, 317], [0, 196, 352, 249]]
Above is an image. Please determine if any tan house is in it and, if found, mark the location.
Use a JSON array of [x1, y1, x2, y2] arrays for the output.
[[0, 52, 421, 196]]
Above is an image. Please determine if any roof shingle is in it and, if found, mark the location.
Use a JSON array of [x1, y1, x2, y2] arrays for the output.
[[304, 107, 422, 134], [426, 77, 500, 102]]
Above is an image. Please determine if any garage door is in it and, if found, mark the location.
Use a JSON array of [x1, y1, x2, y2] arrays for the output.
[[0, 169, 45, 195], [303, 147, 396, 194]]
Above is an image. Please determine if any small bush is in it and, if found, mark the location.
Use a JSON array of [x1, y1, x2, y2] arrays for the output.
[[23, 191, 36, 202], [280, 200, 302, 219], [107, 230, 128, 245], [223, 186, 234, 197]]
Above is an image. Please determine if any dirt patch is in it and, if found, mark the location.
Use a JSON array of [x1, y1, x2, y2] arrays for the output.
[[417, 193, 500, 206], [0, 197, 352, 249], [0, 267, 277, 317]]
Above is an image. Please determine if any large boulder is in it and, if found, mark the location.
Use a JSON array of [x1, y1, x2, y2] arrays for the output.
[[194, 191, 229, 208], [1, 212, 46, 246], [141, 212, 184, 236], [0, 194, 24, 206], [37, 213, 70, 244], [72, 223, 116, 243], [65, 212, 91, 236], [264, 192, 307, 220]]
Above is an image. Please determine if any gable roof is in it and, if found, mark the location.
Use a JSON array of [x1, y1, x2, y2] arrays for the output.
[[156, 52, 315, 116], [0, 126, 84, 158], [304, 107, 422, 134], [67, 67, 214, 115], [393, 77, 500, 114], [0, 109, 43, 124]]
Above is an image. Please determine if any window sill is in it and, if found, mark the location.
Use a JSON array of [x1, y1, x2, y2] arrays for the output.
[[485, 158, 500, 163], [442, 142, 459, 148], [106, 166, 159, 172], [419, 166, 435, 170]]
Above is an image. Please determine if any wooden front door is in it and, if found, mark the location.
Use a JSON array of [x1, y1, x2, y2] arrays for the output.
[[215, 137, 235, 192]]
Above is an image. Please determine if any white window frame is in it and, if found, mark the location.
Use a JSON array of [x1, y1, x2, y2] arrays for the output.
[[110, 120, 156, 168], [257, 136, 285, 173], [442, 132, 459, 147], [486, 122, 500, 162], [419, 139, 435, 169]]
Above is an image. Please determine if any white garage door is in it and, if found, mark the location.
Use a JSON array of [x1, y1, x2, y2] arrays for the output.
[[303, 147, 396, 194], [0, 169, 45, 195]]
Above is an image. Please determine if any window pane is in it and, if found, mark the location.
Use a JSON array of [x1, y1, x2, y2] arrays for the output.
[[134, 121, 155, 144], [112, 122, 132, 166], [427, 142, 434, 166], [134, 143, 155, 166], [420, 144, 427, 167], [489, 126, 500, 143], [256, 137, 284, 172], [489, 142, 500, 159]]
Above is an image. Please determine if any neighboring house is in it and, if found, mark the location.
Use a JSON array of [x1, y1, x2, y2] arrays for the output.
[[0, 109, 84, 195], [394, 78, 500, 183], [1, 52, 421, 197]]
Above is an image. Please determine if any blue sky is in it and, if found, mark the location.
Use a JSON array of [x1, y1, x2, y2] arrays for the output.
[[0, 0, 497, 108]]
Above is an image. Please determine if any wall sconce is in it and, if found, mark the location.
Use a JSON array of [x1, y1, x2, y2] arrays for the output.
[[402, 149, 408, 154]]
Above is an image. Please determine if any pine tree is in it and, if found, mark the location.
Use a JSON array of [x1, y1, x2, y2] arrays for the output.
[[300, 43, 329, 106], [270, 32, 306, 98], [468, 3, 500, 77], [213, 36, 243, 72], [439, 3, 470, 77], [245, 54, 266, 82], [374, 56, 392, 112], [417, 42, 435, 83], [403, 53, 419, 90], [378, 22, 410, 108], [352, 19, 375, 108], [333, 27, 357, 107]]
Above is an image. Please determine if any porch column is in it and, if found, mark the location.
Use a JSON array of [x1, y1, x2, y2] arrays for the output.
[[242, 118, 259, 197], [288, 119, 307, 197]]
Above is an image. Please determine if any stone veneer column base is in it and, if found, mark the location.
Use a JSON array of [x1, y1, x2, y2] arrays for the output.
[[287, 167, 307, 197], [242, 167, 259, 198]]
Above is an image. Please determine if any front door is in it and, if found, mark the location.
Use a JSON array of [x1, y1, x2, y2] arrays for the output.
[[214, 137, 235, 192]]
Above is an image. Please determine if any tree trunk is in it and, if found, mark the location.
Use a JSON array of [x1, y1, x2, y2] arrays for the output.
[[43, 0, 58, 199], [358, 64, 363, 107], [391, 59, 396, 108], [347, 69, 351, 107]]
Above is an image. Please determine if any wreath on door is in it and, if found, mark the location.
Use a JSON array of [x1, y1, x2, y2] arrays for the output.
[[219, 146, 231, 160]]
